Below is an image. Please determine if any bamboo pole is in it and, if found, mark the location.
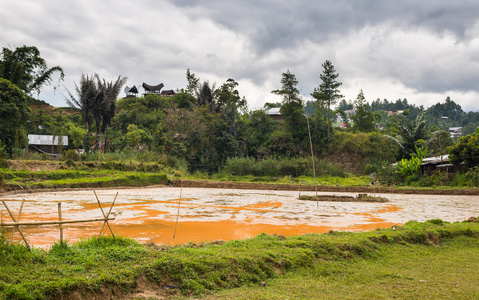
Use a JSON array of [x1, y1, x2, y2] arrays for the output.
[[0, 217, 115, 226], [1, 199, 29, 248], [94, 190, 115, 238], [99, 192, 118, 236], [173, 179, 183, 239], [305, 116, 319, 208], [10, 199, 25, 243], [58, 203, 63, 243]]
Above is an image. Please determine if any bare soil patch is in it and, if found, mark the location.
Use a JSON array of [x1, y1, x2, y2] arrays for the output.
[[6, 159, 67, 171]]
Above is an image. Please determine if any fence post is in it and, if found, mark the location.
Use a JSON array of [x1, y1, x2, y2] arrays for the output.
[[58, 202, 63, 243]]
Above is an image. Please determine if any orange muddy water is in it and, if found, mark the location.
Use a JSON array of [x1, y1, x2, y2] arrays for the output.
[[1, 187, 478, 248]]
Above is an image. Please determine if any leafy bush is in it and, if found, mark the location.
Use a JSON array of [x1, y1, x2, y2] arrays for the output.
[[62, 149, 79, 161], [222, 157, 345, 178], [374, 165, 400, 185], [449, 128, 479, 168], [0, 140, 7, 168]]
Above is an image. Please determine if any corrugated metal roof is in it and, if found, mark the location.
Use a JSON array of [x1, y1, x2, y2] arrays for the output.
[[28, 135, 68, 146], [267, 107, 281, 115], [420, 154, 449, 165]]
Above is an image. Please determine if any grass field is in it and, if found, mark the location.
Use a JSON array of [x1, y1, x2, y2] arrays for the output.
[[1, 220, 479, 299], [198, 236, 479, 299]]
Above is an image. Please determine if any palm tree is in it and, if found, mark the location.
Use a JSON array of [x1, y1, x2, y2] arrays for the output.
[[387, 113, 428, 159], [0, 45, 64, 95], [65, 74, 99, 138], [97, 76, 127, 150], [65, 74, 126, 151]]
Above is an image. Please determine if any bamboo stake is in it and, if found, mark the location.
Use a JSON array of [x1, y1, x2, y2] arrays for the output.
[[1, 199, 29, 249], [94, 190, 115, 238], [1, 217, 115, 226], [173, 179, 183, 239], [10, 199, 25, 243], [298, 178, 302, 198], [58, 203, 63, 243], [99, 192, 118, 236], [306, 116, 319, 208]]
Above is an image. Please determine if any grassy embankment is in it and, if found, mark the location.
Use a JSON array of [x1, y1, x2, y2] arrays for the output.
[[1, 220, 479, 299], [0, 158, 373, 193], [0, 160, 171, 192], [1, 157, 478, 193]]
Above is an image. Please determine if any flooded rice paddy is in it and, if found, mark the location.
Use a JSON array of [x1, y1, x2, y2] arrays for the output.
[[1, 187, 479, 248]]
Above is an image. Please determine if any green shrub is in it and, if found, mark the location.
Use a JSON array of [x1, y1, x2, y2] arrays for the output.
[[222, 157, 345, 178], [62, 149, 79, 161]]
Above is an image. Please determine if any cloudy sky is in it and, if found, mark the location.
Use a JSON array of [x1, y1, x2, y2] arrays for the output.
[[2, 0, 479, 111]]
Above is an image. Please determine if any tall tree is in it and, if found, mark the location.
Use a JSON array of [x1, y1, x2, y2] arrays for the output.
[[215, 78, 248, 160], [271, 70, 306, 153], [271, 70, 301, 105], [245, 110, 277, 158], [96, 75, 128, 150], [0, 45, 64, 95], [65, 73, 126, 150], [0, 78, 30, 154], [186, 69, 199, 97], [196, 81, 216, 112], [351, 89, 377, 132], [311, 60, 343, 137], [65, 74, 98, 137]]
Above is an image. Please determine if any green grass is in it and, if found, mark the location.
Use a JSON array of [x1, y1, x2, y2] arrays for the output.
[[1, 220, 479, 299], [206, 173, 372, 187], [202, 236, 479, 299], [0, 168, 169, 190]]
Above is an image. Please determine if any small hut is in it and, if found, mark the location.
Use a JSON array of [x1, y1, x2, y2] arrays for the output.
[[161, 90, 176, 97], [142, 82, 164, 95], [28, 134, 68, 157], [419, 154, 463, 177], [124, 86, 139, 97]]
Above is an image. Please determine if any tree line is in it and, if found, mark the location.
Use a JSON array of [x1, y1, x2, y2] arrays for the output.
[[1, 45, 478, 174]]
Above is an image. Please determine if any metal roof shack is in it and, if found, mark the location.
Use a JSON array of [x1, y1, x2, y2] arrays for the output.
[[419, 154, 463, 177], [28, 134, 68, 157], [266, 107, 282, 121]]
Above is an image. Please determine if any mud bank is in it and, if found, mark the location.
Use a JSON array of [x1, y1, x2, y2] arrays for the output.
[[170, 179, 479, 195]]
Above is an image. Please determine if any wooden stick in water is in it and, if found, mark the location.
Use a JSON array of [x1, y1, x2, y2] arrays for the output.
[[1, 199, 29, 249], [99, 192, 118, 236], [94, 190, 115, 238], [58, 202, 63, 243], [173, 179, 183, 239]]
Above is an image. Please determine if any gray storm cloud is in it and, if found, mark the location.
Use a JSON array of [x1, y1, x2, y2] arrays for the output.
[[1, 0, 478, 111]]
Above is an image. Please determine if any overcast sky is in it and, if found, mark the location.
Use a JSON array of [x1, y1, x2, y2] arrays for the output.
[[2, 0, 479, 112]]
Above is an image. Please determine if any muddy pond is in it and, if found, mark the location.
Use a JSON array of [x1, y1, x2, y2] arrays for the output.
[[1, 187, 479, 248]]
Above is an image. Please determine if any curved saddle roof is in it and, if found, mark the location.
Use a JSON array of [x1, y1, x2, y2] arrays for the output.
[[142, 82, 164, 92]]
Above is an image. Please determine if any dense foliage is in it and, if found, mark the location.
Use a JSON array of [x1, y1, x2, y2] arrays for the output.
[[0, 45, 64, 95], [0, 78, 31, 154], [1, 45, 478, 183], [449, 128, 479, 168]]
